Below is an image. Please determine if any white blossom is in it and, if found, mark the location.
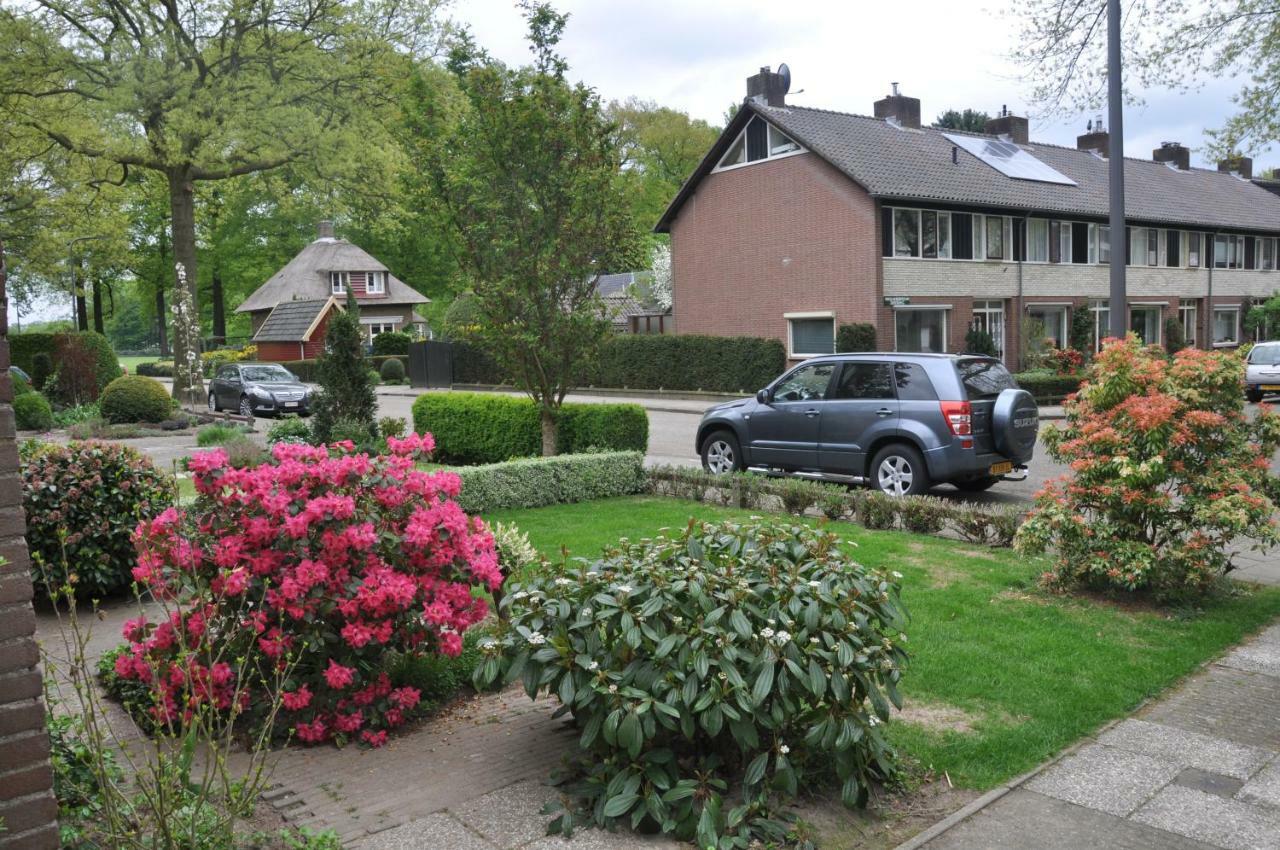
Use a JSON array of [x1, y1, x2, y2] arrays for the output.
[[771, 631, 792, 646], [615, 584, 633, 594], [868, 715, 881, 727], [808, 580, 821, 588], [647, 243, 672, 311], [759, 627, 775, 640], [588, 661, 599, 671], [608, 684, 618, 694], [778, 744, 790, 755], [891, 571, 903, 579], [527, 632, 546, 646]]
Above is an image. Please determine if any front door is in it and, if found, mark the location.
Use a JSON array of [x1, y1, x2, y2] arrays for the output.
[[746, 362, 836, 469], [818, 361, 898, 473]]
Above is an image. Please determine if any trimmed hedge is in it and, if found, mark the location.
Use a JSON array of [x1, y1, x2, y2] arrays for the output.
[[9, 333, 58, 376], [412, 392, 648, 465], [837, 322, 877, 352], [453, 451, 647, 513], [278, 355, 406, 384], [372, 331, 412, 355], [99, 376, 173, 423], [1013, 371, 1084, 403], [451, 341, 504, 384], [14, 393, 53, 431], [380, 356, 406, 382], [13, 332, 121, 402], [135, 361, 174, 377]]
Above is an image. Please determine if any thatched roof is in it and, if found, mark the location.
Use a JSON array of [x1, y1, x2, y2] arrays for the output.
[[236, 236, 429, 314]]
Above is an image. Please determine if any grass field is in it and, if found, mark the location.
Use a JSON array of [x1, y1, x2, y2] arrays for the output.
[[485, 495, 1280, 791], [119, 355, 166, 373]]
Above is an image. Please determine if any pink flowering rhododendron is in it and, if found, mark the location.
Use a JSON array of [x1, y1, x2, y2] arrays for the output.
[[115, 434, 500, 744], [1016, 336, 1280, 597]]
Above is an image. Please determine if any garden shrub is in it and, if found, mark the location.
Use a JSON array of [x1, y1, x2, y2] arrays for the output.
[[1069, 308, 1094, 356], [899, 496, 950, 535], [267, 416, 313, 445], [196, 423, 247, 447], [477, 518, 909, 846], [328, 416, 379, 452], [386, 628, 490, 710], [963, 325, 998, 357], [200, 345, 257, 377], [47, 332, 122, 405], [379, 356, 406, 383], [115, 434, 500, 746], [372, 331, 412, 356], [1012, 371, 1083, 403], [836, 322, 877, 353], [310, 292, 377, 444], [412, 392, 647, 464], [817, 483, 853, 520], [99, 375, 172, 423], [24, 441, 174, 599], [453, 451, 647, 514], [11, 371, 31, 396], [52, 403, 99, 429], [221, 435, 269, 469], [378, 416, 406, 441], [366, 368, 382, 387], [858, 491, 898, 530], [777, 476, 824, 515], [14, 392, 53, 431], [1164, 317, 1187, 353], [1017, 336, 1280, 598], [134, 361, 175, 378], [585, 334, 786, 394], [10, 332, 60, 375]]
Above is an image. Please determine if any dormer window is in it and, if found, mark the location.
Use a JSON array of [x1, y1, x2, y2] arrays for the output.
[[715, 116, 802, 171], [330, 272, 348, 295], [367, 271, 385, 294]]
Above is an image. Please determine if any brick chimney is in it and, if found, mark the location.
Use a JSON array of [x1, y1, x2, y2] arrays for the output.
[[1153, 142, 1190, 170], [317, 220, 335, 240], [1076, 116, 1109, 155], [984, 105, 1029, 144], [1218, 155, 1253, 179], [874, 83, 921, 129], [746, 66, 788, 107]]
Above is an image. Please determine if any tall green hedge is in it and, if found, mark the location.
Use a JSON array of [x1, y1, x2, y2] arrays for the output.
[[412, 392, 648, 464], [11, 332, 121, 400]]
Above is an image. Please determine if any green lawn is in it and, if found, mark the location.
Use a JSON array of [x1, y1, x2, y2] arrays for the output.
[[484, 495, 1280, 791]]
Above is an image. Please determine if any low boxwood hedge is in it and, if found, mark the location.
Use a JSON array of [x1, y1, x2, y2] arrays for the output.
[[135, 361, 174, 378], [278, 355, 406, 384], [1013, 371, 1084, 403], [453, 451, 647, 513], [413, 392, 647, 464]]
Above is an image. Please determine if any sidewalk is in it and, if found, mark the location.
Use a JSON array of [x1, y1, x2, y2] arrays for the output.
[[906, 620, 1280, 850]]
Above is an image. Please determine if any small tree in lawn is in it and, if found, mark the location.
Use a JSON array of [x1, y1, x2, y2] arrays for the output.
[[405, 2, 644, 455], [311, 290, 377, 444]]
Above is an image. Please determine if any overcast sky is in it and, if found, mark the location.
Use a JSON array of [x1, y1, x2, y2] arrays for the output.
[[450, 0, 1260, 171]]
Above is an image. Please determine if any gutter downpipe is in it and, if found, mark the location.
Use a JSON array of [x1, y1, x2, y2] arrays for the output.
[[1206, 230, 1216, 348], [1107, 0, 1128, 338], [1017, 215, 1027, 369]]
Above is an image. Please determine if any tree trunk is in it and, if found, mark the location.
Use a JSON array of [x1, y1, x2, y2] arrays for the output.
[[167, 169, 203, 402], [540, 405, 558, 456], [155, 286, 170, 356], [0, 236, 9, 339], [74, 260, 88, 331], [92, 278, 104, 334], [210, 263, 226, 343]]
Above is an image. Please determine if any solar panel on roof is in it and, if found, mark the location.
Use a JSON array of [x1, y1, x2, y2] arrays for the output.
[[943, 132, 1077, 186]]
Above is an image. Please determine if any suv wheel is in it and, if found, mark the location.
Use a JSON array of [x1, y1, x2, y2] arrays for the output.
[[701, 431, 743, 474], [871, 444, 929, 497]]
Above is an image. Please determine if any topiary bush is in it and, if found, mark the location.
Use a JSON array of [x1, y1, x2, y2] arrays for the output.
[[23, 441, 174, 599], [836, 323, 877, 353], [117, 434, 499, 745], [380, 356, 406, 383], [14, 392, 53, 431], [372, 331, 412, 356], [1017, 335, 1280, 598], [99, 375, 173, 423], [476, 518, 909, 846]]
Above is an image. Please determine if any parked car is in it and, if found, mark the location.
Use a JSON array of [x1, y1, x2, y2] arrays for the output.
[[1246, 342, 1280, 403], [9, 366, 30, 385], [696, 353, 1040, 496], [207, 362, 312, 418]]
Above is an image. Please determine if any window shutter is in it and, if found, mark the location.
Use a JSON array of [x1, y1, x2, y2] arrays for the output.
[[1071, 222, 1088, 264], [951, 214, 973, 260], [1245, 236, 1256, 270], [881, 207, 893, 257], [1125, 227, 1132, 265], [1166, 230, 1180, 267], [1012, 219, 1025, 262]]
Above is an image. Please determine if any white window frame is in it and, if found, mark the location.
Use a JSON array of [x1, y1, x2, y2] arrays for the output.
[[366, 271, 386, 294], [893, 305, 950, 354], [1027, 218, 1049, 263], [972, 300, 1006, 359], [893, 208, 921, 258], [713, 116, 807, 173], [1187, 231, 1200, 268], [1129, 303, 1164, 346], [985, 215, 1006, 261], [1027, 304, 1069, 349], [1098, 224, 1111, 264], [1179, 300, 1198, 347], [784, 311, 836, 359], [1091, 300, 1111, 352], [1212, 306, 1240, 346], [330, 271, 348, 295]]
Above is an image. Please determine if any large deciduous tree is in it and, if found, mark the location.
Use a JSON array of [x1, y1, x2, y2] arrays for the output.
[[406, 3, 643, 455], [933, 109, 991, 133], [0, 0, 444, 401]]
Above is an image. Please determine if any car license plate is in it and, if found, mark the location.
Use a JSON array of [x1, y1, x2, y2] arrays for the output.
[[1262, 385, 1280, 391], [284, 401, 298, 408], [989, 461, 1013, 475]]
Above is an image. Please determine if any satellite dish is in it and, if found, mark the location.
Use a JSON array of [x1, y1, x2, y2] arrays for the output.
[[777, 63, 791, 95]]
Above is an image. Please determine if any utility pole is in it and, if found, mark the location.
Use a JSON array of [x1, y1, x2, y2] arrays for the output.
[[1107, 0, 1127, 338]]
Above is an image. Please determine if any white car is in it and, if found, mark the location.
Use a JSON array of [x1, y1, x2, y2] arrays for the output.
[[1246, 342, 1280, 403]]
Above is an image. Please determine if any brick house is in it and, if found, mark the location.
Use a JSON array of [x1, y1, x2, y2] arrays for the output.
[[238, 221, 429, 360], [656, 68, 1280, 368]]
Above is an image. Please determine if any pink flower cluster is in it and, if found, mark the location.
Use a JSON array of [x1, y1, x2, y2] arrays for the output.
[[116, 434, 499, 745]]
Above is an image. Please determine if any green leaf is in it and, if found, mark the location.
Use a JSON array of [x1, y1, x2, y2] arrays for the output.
[[729, 609, 752, 639], [751, 663, 775, 707], [619, 711, 643, 758], [743, 752, 769, 787], [807, 658, 826, 697], [655, 634, 679, 658], [603, 793, 639, 818]]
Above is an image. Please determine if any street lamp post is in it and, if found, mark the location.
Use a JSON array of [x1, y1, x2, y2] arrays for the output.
[[1107, 0, 1127, 338]]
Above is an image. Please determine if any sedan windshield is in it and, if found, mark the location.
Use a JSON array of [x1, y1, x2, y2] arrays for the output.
[[240, 366, 295, 382], [1249, 345, 1280, 366]]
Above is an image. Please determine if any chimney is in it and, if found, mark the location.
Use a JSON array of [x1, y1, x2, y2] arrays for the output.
[[1218, 155, 1253, 179], [1153, 141, 1190, 170], [1076, 116, 1109, 155], [317, 220, 335, 240], [746, 66, 788, 107], [874, 83, 921, 129], [984, 105, 1029, 145]]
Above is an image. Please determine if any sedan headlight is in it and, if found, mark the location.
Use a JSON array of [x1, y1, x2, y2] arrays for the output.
[[250, 386, 272, 400]]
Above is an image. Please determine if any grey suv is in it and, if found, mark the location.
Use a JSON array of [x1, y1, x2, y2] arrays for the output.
[[696, 353, 1039, 496]]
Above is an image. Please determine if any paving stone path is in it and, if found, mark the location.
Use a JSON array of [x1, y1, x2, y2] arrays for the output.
[[919, 621, 1280, 850]]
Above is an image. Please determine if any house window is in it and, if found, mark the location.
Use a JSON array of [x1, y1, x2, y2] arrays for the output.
[[1166, 230, 1181, 267], [768, 124, 800, 156], [938, 212, 951, 259], [1261, 237, 1276, 271], [985, 215, 1004, 260], [367, 271, 385, 294], [1091, 301, 1111, 351], [1098, 225, 1111, 264], [1179, 300, 1198, 348], [715, 116, 802, 170], [1213, 307, 1240, 346], [366, 321, 396, 342], [1129, 305, 1162, 346], [786, 314, 835, 357], [971, 300, 1005, 359], [1087, 224, 1099, 264], [330, 272, 348, 294], [1028, 219, 1049, 262], [1188, 232, 1201, 267], [1027, 305, 1068, 349], [921, 211, 938, 258], [1148, 229, 1160, 266], [894, 209, 919, 257], [895, 308, 948, 354]]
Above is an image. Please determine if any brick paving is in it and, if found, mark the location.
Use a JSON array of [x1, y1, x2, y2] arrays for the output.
[[918, 620, 1280, 850]]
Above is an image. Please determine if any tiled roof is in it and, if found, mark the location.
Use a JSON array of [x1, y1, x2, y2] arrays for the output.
[[657, 102, 1280, 233], [237, 237, 429, 314], [253, 299, 335, 343]]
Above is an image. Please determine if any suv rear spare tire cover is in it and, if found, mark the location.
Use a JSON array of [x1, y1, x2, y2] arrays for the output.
[[992, 388, 1039, 463]]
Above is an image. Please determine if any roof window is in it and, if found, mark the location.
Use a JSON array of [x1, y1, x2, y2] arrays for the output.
[[716, 116, 801, 171]]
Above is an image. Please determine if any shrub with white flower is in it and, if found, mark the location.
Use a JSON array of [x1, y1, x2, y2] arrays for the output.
[[476, 518, 909, 848]]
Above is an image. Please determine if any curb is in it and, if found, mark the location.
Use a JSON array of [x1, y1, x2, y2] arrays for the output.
[[452, 383, 740, 403]]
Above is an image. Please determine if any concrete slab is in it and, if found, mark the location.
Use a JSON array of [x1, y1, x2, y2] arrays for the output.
[[453, 779, 560, 849], [1130, 784, 1280, 850], [1238, 758, 1280, 810], [1173, 767, 1245, 800], [1219, 641, 1280, 678], [1097, 719, 1272, 780], [356, 812, 497, 850], [920, 789, 1219, 850], [1025, 744, 1180, 817], [522, 832, 684, 850], [1141, 665, 1280, 751]]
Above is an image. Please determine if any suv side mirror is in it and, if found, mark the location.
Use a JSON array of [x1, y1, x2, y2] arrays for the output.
[[756, 388, 772, 404]]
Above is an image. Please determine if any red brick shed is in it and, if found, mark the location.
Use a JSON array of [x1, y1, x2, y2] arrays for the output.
[[252, 297, 341, 362]]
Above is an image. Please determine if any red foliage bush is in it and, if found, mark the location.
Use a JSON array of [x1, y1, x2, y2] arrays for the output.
[[115, 433, 501, 745]]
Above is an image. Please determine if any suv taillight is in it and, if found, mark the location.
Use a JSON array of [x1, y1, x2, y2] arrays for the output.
[[940, 401, 972, 437]]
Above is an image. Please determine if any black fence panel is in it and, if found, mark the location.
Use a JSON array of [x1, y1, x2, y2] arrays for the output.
[[409, 340, 454, 388]]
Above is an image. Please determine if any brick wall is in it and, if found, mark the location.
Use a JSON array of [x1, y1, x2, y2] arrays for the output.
[[0, 337, 58, 849]]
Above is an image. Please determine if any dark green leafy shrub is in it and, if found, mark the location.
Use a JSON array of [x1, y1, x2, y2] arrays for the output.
[[11, 372, 32, 396], [30, 351, 52, 390], [134, 361, 175, 378], [477, 519, 909, 846], [310, 292, 377, 443], [48, 332, 122, 404], [328, 416, 378, 451], [413, 392, 647, 464], [9, 333, 58, 376], [836, 323, 877, 353], [899, 496, 950, 534], [387, 628, 491, 709], [1164, 317, 1187, 353], [366, 369, 382, 386], [963, 325, 998, 357], [267, 416, 313, 445], [817, 483, 853, 520], [372, 331, 412, 356], [14, 392, 53, 431], [99, 375, 172, 423], [453, 451, 647, 513], [777, 476, 824, 514], [221, 435, 269, 469], [1012, 371, 1083, 403], [1069, 308, 1094, 356], [52, 403, 98, 428], [585, 334, 786, 393], [23, 441, 174, 599], [380, 356, 406, 382], [378, 416, 406, 441], [858, 492, 898, 530]]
